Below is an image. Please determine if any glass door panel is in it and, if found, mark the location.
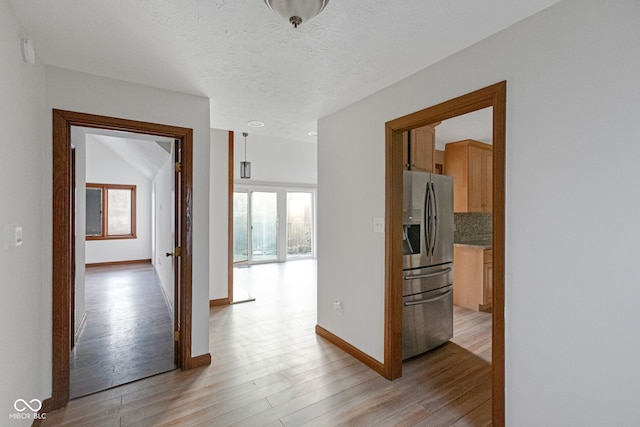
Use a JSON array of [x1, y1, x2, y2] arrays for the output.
[[287, 192, 313, 258], [251, 192, 278, 262], [233, 192, 249, 263]]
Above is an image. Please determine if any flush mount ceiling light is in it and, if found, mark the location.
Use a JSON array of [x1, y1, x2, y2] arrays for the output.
[[263, 0, 330, 28], [240, 132, 251, 179], [247, 120, 265, 128]]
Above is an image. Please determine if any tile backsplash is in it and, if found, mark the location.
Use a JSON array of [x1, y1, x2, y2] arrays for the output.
[[454, 212, 492, 241]]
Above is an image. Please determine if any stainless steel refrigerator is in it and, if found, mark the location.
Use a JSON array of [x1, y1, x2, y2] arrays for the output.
[[402, 170, 454, 359]]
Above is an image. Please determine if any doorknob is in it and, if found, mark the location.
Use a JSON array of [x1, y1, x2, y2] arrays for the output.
[[165, 247, 182, 257]]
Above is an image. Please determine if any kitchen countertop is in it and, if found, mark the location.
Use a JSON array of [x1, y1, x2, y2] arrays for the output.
[[454, 238, 492, 250]]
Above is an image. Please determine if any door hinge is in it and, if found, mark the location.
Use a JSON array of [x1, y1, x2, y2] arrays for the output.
[[174, 331, 180, 341], [175, 162, 182, 172], [174, 246, 182, 257]]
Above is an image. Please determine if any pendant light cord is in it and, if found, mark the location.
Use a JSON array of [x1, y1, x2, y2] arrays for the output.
[[243, 132, 248, 162]]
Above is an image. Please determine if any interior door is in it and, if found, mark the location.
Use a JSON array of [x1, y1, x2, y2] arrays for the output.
[[70, 147, 76, 349], [172, 139, 182, 367]]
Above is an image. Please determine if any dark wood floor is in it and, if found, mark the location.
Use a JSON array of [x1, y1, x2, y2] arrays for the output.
[[47, 259, 491, 426], [70, 263, 175, 398]]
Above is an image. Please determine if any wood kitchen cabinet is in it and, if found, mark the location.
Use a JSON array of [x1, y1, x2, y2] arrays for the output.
[[403, 125, 436, 173], [453, 246, 493, 311], [444, 139, 493, 212]]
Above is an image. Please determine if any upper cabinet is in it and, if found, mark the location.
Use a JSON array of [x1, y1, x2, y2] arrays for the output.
[[444, 139, 493, 213], [403, 125, 436, 173]]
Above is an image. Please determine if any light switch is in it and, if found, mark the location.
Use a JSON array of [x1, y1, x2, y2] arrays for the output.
[[334, 300, 343, 315], [373, 217, 385, 233], [14, 226, 22, 246], [5, 225, 23, 248]]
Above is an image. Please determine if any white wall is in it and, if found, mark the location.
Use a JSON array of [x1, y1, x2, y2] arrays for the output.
[[209, 128, 229, 300], [317, 0, 640, 425], [84, 135, 152, 264], [43, 67, 212, 382], [233, 133, 317, 185], [153, 156, 174, 310], [0, 0, 47, 421]]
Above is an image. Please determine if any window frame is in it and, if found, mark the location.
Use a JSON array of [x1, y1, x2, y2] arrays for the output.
[[85, 183, 137, 240]]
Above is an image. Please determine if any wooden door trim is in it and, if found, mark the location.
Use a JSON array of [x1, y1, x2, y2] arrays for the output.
[[228, 131, 234, 304], [383, 81, 506, 426], [51, 109, 200, 410]]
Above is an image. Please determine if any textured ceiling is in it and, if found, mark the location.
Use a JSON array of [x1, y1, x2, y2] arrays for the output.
[[11, 0, 560, 142]]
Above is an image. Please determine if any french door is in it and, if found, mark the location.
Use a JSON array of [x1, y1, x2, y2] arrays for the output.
[[233, 188, 315, 264]]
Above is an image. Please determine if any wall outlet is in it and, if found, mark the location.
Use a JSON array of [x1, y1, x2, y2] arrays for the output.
[[334, 300, 343, 315]]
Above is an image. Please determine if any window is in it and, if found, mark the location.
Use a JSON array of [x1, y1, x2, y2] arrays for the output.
[[86, 183, 137, 240]]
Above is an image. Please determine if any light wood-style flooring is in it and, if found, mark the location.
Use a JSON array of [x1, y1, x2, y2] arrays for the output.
[[70, 263, 176, 398], [46, 259, 491, 426]]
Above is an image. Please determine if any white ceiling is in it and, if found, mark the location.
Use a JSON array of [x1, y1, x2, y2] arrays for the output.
[[90, 134, 171, 180], [11, 0, 560, 142], [78, 127, 172, 179]]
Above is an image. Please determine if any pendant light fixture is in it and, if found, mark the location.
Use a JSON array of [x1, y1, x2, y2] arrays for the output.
[[263, 0, 330, 28], [240, 132, 251, 179]]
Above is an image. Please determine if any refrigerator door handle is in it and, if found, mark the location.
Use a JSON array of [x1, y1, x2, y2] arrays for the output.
[[424, 182, 432, 256], [404, 289, 452, 306], [403, 267, 452, 281], [430, 182, 438, 256]]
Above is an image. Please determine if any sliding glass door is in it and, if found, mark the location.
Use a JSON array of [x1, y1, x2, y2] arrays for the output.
[[232, 192, 249, 263], [250, 192, 278, 262], [234, 187, 315, 264], [286, 192, 313, 259]]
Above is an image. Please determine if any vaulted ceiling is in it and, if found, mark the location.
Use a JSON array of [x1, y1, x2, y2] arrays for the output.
[[11, 0, 560, 141]]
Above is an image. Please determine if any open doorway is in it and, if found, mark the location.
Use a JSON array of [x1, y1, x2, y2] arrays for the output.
[[384, 82, 506, 425], [51, 110, 197, 410], [68, 127, 177, 398], [224, 131, 318, 306], [231, 186, 316, 303]]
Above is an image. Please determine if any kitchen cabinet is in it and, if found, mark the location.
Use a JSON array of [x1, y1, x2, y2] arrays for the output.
[[444, 139, 492, 212], [453, 245, 493, 311], [403, 125, 436, 173]]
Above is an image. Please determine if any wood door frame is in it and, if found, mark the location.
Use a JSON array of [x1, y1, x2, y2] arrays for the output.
[[51, 109, 197, 410], [384, 81, 506, 426], [228, 131, 234, 303]]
